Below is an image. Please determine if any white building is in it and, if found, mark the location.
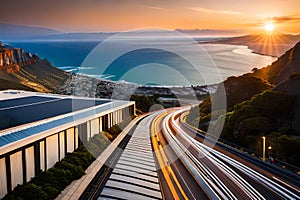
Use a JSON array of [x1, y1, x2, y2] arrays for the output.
[[0, 90, 135, 198]]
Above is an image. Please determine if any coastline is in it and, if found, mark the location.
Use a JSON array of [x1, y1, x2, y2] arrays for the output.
[[250, 50, 278, 58], [201, 40, 277, 58], [56, 42, 276, 100], [58, 74, 217, 106], [203, 35, 300, 58], [202, 42, 278, 58]]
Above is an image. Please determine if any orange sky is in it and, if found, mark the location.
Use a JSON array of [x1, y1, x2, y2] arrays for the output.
[[0, 0, 299, 34]]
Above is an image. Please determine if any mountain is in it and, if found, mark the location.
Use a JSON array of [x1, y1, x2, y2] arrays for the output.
[[0, 23, 63, 40], [35, 32, 115, 41], [211, 33, 300, 57], [0, 24, 240, 41], [175, 29, 241, 37]]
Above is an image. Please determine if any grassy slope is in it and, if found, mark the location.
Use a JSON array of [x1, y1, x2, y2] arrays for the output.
[[0, 59, 70, 93]]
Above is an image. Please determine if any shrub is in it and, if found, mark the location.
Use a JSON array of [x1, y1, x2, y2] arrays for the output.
[[4, 143, 95, 199], [4, 183, 50, 200]]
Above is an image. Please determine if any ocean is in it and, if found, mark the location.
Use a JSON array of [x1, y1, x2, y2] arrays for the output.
[[9, 39, 276, 86]]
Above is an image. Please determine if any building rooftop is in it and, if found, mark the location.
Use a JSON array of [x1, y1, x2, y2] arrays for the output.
[[0, 94, 110, 130], [0, 90, 134, 151]]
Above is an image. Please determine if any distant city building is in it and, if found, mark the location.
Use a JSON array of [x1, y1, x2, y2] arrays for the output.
[[0, 90, 135, 198], [157, 97, 180, 107]]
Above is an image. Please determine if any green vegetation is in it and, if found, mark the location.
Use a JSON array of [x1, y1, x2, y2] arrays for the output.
[[221, 91, 295, 142], [222, 76, 271, 109], [186, 98, 212, 131], [265, 133, 300, 166], [4, 118, 132, 200], [186, 72, 300, 168], [130, 94, 159, 113], [289, 72, 300, 79], [4, 146, 94, 200], [187, 88, 300, 168], [222, 90, 300, 167], [186, 76, 271, 131]]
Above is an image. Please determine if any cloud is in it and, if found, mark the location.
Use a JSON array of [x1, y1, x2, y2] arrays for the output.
[[144, 6, 165, 10], [241, 15, 300, 27], [271, 16, 300, 23], [241, 22, 262, 27], [190, 7, 241, 15]]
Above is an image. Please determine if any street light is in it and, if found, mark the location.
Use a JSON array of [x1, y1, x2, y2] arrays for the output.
[[262, 136, 266, 161], [268, 145, 273, 163], [268, 145, 272, 156], [268, 145, 272, 150]]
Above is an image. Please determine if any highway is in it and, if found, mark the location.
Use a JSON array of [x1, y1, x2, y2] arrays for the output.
[[80, 108, 300, 200], [151, 111, 209, 199], [152, 107, 300, 199]]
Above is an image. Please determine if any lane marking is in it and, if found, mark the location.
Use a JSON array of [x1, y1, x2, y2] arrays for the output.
[[272, 176, 300, 193], [151, 112, 188, 200]]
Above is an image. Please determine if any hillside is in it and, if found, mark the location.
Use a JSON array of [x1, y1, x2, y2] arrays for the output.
[[0, 23, 63, 40], [249, 41, 300, 85], [216, 76, 271, 109], [274, 74, 300, 131], [0, 78, 33, 91], [187, 40, 300, 168], [0, 59, 70, 92]]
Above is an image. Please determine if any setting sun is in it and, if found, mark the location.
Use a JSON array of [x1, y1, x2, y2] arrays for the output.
[[264, 23, 274, 32]]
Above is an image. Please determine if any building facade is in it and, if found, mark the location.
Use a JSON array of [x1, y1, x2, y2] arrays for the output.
[[0, 90, 135, 198]]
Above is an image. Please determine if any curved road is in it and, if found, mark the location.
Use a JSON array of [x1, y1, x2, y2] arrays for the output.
[[151, 108, 300, 200], [81, 108, 300, 200]]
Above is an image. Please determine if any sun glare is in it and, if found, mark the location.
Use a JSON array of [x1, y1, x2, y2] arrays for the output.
[[264, 23, 274, 32]]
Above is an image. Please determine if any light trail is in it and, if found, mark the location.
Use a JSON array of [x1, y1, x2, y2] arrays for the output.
[[151, 107, 300, 200]]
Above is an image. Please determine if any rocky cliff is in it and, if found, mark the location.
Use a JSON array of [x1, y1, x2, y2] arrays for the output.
[[0, 42, 71, 92], [0, 42, 39, 73]]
